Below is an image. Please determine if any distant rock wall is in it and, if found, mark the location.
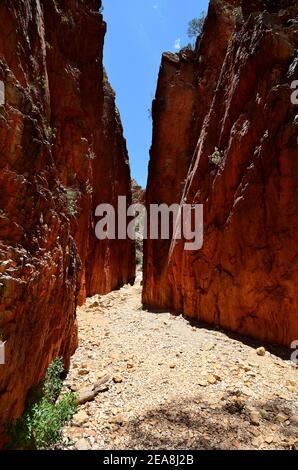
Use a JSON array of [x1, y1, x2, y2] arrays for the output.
[[131, 179, 145, 267], [143, 0, 298, 346]]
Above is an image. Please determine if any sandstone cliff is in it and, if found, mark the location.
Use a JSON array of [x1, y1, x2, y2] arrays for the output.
[[143, 0, 298, 346], [0, 0, 134, 444], [85, 75, 135, 297]]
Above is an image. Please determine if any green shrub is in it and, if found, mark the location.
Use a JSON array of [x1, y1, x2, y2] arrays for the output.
[[86, 149, 96, 160], [45, 125, 56, 143], [43, 356, 64, 403], [6, 358, 77, 450], [66, 188, 77, 217], [209, 147, 223, 168], [187, 13, 205, 39], [61, 15, 70, 24]]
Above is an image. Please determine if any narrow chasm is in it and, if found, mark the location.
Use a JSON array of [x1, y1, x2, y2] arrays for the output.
[[0, 0, 297, 451]]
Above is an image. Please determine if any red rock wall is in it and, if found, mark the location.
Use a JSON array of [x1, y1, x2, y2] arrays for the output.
[[85, 75, 136, 297], [43, 3, 135, 302], [143, 0, 298, 346], [0, 0, 134, 444]]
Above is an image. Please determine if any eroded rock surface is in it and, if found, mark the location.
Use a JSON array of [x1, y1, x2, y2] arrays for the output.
[[0, 0, 134, 444], [143, 0, 298, 346]]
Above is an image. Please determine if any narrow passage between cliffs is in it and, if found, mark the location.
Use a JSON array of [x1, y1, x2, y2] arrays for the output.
[[61, 272, 298, 450]]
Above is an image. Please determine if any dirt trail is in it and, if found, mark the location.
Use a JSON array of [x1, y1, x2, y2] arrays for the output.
[[62, 274, 298, 450]]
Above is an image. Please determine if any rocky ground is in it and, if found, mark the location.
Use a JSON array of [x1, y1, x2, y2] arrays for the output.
[[62, 273, 298, 450]]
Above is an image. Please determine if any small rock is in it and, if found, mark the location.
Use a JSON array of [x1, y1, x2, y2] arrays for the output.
[[198, 380, 207, 387], [78, 369, 89, 376], [77, 374, 110, 405], [256, 347, 266, 357], [276, 412, 288, 423], [73, 410, 89, 427], [249, 427, 261, 437], [286, 380, 296, 388], [97, 370, 108, 379], [290, 440, 298, 450], [75, 438, 91, 451], [252, 436, 264, 448], [207, 374, 219, 385], [169, 363, 176, 369], [250, 410, 260, 426], [77, 387, 97, 405], [113, 375, 123, 384]]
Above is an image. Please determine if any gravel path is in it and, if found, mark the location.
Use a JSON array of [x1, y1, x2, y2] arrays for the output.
[[62, 274, 298, 450]]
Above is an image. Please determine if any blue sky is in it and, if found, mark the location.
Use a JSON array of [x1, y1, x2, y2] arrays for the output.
[[103, 0, 209, 187]]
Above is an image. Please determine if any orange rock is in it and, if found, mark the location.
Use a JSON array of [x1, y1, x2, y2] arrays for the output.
[[143, 0, 298, 347], [0, 0, 134, 446]]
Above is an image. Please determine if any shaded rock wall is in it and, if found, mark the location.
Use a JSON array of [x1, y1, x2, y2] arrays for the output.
[[143, 0, 298, 346], [85, 75, 136, 297], [0, 0, 134, 444]]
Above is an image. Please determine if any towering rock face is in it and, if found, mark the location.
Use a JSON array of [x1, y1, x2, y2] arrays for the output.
[[131, 179, 145, 267], [85, 75, 135, 297], [42, 2, 135, 303], [0, 0, 134, 444], [143, 0, 298, 346]]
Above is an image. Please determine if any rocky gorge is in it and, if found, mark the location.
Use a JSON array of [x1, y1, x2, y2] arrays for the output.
[[0, 0, 297, 451]]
